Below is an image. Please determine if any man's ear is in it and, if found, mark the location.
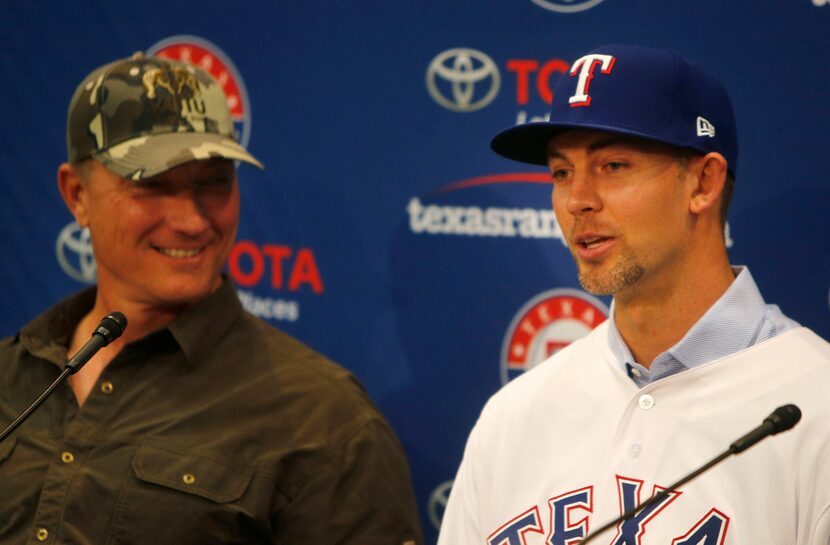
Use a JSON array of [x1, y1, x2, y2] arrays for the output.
[[57, 162, 90, 227], [689, 152, 728, 217]]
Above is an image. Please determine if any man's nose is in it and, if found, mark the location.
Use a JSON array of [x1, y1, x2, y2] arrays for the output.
[[166, 191, 210, 234], [566, 173, 602, 215]]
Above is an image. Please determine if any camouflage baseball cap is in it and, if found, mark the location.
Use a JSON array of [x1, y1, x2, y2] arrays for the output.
[[67, 52, 263, 180]]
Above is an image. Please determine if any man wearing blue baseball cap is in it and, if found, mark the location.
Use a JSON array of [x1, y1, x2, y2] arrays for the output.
[[438, 45, 830, 545]]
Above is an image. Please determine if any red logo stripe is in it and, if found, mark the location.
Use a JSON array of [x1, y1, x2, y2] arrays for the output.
[[435, 172, 552, 193]]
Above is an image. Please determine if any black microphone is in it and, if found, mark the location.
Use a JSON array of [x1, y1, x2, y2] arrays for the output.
[[0, 312, 128, 444], [579, 404, 802, 544], [729, 404, 801, 453], [65, 312, 128, 373]]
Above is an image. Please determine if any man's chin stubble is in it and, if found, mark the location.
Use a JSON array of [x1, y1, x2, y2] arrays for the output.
[[576, 257, 645, 296]]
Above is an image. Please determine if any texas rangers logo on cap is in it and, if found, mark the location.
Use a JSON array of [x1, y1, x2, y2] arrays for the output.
[[568, 53, 616, 107]]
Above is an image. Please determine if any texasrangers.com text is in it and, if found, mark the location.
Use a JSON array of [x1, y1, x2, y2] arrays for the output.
[[407, 198, 566, 242]]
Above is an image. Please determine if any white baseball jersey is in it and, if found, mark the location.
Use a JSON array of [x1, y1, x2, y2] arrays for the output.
[[438, 324, 830, 545]]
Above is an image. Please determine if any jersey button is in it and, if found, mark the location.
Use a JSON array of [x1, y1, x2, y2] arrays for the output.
[[638, 394, 654, 410], [629, 444, 642, 458], [36, 528, 49, 541]]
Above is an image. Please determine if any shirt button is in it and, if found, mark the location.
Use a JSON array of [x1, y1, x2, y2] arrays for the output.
[[630, 367, 641, 378], [36, 528, 49, 541], [61, 451, 75, 464], [639, 394, 655, 410], [182, 473, 196, 485], [100, 381, 114, 394], [629, 444, 642, 458]]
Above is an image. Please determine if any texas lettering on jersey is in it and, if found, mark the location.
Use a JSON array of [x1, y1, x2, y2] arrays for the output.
[[487, 475, 730, 545]]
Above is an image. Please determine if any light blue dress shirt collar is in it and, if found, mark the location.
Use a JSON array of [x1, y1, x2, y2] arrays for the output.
[[606, 266, 799, 386]]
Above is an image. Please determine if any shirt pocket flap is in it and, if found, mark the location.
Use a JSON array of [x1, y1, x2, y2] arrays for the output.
[[132, 445, 253, 504]]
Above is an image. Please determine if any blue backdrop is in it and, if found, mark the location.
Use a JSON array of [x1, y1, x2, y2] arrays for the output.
[[2, 1, 828, 541]]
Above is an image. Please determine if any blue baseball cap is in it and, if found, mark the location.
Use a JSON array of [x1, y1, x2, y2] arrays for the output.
[[491, 45, 738, 177]]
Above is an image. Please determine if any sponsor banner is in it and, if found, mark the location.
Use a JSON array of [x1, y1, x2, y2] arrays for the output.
[[56, 222, 96, 284], [406, 172, 567, 242], [408, 197, 563, 241], [236, 290, 300, 322], [227, 241, 325, 323], [425, 47, 570, 126], [426, 48, 501, 112]]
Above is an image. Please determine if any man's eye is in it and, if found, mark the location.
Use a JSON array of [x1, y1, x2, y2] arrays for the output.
[[605, 161, 627, 172], [136, 181, 164, 191], [200, 177, 232, 188], [551, 169, 570, 181]]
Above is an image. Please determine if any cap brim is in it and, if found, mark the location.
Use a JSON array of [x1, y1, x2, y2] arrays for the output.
[[94, 132, 264, 180], [491, 122, 564, 166], [491, 121, 728, 171]]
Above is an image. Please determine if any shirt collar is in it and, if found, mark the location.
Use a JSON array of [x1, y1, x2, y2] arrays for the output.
[[19, 286, 97, 367], [18, 278, 244, 369], [165, 278, 244, 366], [607, 266, 769, 372]]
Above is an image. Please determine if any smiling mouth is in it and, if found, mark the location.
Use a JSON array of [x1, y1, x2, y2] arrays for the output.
[[155, 247, 203, 258]]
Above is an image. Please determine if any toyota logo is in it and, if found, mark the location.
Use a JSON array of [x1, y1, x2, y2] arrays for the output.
[[531, 0, 605, 13], [428, 480, 454, 530], [426, 48, 500, 112], [56, 221, 97, 284]]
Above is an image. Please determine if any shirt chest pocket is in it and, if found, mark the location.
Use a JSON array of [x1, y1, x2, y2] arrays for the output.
[[107, 445, 254, 545]]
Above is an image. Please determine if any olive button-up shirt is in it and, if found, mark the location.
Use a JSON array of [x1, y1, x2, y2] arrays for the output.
[[0, 281, 422, 544]]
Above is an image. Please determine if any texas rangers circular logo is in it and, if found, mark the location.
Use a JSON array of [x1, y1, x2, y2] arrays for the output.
[[147, 35, 253, 148], [56, 221, 96, 284], [426, 48, 501, 112], [501, 288, 608, 384], [530, 0, 605, 13]]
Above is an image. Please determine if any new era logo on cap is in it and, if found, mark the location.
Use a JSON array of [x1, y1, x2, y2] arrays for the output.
[[697, 116, 716, 138]]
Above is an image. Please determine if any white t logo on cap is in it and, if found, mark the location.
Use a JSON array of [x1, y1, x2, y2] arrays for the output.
[[569, 54, 616, 107]]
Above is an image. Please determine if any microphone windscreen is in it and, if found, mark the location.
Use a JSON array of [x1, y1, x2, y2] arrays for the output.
[[97, 312, 128, 344], [766, 404, 801, 434]]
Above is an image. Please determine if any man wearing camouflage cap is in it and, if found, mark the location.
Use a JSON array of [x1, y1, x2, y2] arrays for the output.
[[0, 53, 422, 544]]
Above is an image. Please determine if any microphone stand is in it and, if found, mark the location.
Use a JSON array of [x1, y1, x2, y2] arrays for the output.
[[0, 312, 127, 445], [0, 367, 76, 444], [579, 449, 731, 544], [579, 404, 801, 544]]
